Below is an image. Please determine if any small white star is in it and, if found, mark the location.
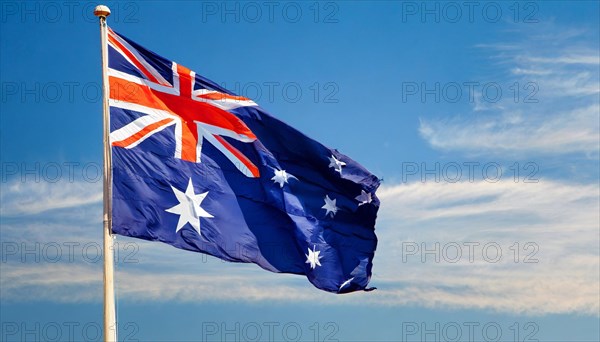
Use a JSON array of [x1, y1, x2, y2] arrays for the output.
[[165, 178, 213, 235], [328, 155, 346, 175], [355, 190, 372, 206], [305, 245, 323, 269], [271, 169, 297, 188], [322, 194, 338, 218]]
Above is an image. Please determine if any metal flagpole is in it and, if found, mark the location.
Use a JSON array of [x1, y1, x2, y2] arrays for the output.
[[94, 5, 117, 342]]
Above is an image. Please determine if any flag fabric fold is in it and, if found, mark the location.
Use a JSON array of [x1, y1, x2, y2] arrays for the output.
[[107, 27, 380, 293]]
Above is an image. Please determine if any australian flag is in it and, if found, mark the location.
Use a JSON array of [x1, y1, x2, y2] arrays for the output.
[[107, 27, 380, 293]]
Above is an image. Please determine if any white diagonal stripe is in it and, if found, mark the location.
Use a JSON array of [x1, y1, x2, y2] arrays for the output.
[[108, 30, 170, 86]]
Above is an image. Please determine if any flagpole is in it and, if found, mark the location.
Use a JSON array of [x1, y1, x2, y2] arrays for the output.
[[94, 5, 117, 342]]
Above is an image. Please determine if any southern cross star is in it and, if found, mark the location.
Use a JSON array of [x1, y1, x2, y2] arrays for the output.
[[305, 245, 323, 269], [271, 169, 297, 188], [328, 155, 346, 175], [355, 190, 372, 206], [322, 194, 339, 218], [165, 178, 213, 235]]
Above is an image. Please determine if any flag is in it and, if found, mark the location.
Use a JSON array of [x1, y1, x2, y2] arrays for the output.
[[107, 27, 380, 293]]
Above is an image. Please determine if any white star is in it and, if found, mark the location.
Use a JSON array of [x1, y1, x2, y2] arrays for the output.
[[355, 190, 372, 206], [305, 245, 323, 269], [322, 194, 338, 218], [271, 169, 297, 188], [165, 178, 213, 235], [328, 155, 346, 174]]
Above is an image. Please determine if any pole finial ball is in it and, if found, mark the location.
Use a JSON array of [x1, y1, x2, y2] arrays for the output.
[[94, 5, 111, 18]]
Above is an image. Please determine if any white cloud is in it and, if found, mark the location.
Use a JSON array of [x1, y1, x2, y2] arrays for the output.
[[1, 178, 598, 316], [420, 27, 599, 156], [0, 263, 102, 303], [524, 55, 599, 65], [510, 68, 552, 76], [419, 104, 599, 155], [372, 179, 599, 316], [0, 263, 322, 304], [0, 179, 102, 216]]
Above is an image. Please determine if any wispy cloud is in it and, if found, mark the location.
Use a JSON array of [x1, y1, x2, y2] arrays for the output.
[[373, 179, 599, 315], [420, 25, 599, 157], [0, 263, 322, 304], [0, 179, 102, 216], [524, 55, 599, 65], [1, 178, 598, 315], [419, 104, 599, 155]]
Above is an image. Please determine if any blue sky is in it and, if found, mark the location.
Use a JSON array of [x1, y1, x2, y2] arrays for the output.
[[1, 1, 599, 341]]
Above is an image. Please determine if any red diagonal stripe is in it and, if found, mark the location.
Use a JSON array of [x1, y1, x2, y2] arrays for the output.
[[112, 118, 174, 148], [214, 135, 260, 177], [199, 92, 252, 102]]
